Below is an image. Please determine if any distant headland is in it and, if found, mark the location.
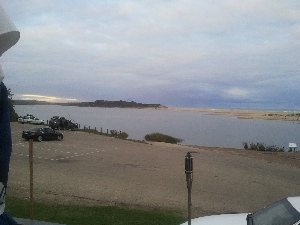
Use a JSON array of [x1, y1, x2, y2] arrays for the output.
[[13, 99, 167, 109], [14, 100, 300, 121]]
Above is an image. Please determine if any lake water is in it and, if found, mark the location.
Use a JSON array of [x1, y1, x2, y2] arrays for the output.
[[14, 105, 300, 149]]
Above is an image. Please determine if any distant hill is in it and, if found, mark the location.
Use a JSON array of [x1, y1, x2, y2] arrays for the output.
[[14, 99, 167, 109], [14, 100, 50, 105]]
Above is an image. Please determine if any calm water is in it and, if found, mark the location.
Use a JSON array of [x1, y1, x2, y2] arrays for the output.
[[15, 105, 300, 149]]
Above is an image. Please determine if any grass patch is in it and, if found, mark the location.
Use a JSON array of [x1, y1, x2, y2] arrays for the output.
[[6, 197, 185, 225]]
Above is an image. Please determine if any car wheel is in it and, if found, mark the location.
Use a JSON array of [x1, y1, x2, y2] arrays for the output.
[[57, 135, 63, 141], [37, 136, 43, 142]]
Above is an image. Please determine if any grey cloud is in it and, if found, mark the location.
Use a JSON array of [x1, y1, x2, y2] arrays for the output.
[[1, 0, 300, 108]]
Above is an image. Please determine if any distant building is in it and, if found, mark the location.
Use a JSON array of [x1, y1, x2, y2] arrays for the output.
[[288, 143, 298, 152]]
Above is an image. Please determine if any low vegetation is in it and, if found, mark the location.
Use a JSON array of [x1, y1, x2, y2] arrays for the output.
[[14, 99, 165, 109], [145, 133, 182, 144], [6, 197, 185, 225], [243, 142, 284, 152], [110, 129, 129, 139], [78, 127, 129, 140]]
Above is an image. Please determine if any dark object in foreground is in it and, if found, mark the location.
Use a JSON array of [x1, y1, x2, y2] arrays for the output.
[[22, 127, 63, 142], [145, 133, 182, 144], [185, 152, 193, 225]]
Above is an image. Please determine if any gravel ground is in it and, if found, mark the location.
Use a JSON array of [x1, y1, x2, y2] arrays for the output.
[[7, 122, 300, 217]]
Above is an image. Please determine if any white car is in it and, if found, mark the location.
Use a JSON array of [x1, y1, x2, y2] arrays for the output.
[[29, 118, 46, 125], [18, 115, 35, 124], [181, 196, 300, 225]]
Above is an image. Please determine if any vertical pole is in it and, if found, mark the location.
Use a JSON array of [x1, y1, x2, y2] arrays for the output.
[[188, 179, 192, 225], [29, 139, 34, 220], [185, 152, 193, 225]]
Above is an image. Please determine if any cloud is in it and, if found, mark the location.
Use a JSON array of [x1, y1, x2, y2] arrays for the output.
[[17, 94, 78, 103], [1, 0, 300, 108], [222, 88, 251, 100]]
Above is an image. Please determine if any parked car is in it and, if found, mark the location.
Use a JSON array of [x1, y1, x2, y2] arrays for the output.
[[22, 127, 63, 142], [29, 118, 46, 125], [180, 196, 300, 225], [17, 116, 24, 123], [18, 114, 36, 124], [49, 116, 78, 130]]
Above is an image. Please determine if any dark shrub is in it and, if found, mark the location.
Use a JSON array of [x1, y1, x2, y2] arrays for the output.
[[249, 142, 257, 150], [256, 143, 266, 151], [118, 132, 128, 139], [243, 142, 248, 150], [110, 130, 128, 139], [110, 129, 118, 137], [145, 133, 182, 144], [243, 142, 284, 152]]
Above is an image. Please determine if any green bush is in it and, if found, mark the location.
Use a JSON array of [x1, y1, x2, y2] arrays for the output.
[[110, 129, 128, 139], [145, 133, 182, 144], [110, 129, 118, 136], [79, 128, 128, 140], [117, 132, 128, 139], [256, 143, 266, 151], [243, 142, 284, 152]]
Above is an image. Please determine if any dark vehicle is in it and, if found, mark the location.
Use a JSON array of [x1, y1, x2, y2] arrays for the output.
[[22, 127, 63, 142], [49, 116, 78, 130]]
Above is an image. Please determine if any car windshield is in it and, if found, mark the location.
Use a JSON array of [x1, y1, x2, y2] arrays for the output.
[[30, 128, 41, 132], [252, 199, 300, 225]]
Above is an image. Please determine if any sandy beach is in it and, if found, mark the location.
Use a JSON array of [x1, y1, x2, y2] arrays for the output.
[[8, 122, 300, 217], [166, 107, 300, 121]]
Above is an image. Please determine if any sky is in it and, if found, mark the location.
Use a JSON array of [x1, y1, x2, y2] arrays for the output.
[[0, 0, 300, 109]]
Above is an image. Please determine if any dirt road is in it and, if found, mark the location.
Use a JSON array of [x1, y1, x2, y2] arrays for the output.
[[8, 123, 300, 217]]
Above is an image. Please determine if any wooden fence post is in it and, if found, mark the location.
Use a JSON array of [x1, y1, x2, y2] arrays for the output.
[[29, 139, 34, 220]]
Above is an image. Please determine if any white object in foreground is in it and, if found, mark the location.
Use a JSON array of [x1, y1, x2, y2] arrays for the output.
[[180, 196, 300, 225]]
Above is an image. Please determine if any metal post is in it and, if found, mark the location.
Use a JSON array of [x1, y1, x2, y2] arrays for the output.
[[185, 152, 193, 225], [188, 184, 192, 225], [29, 139, 34, 220]]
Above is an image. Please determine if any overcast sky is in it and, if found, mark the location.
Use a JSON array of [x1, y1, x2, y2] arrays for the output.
[[1, 1, 300, 109]]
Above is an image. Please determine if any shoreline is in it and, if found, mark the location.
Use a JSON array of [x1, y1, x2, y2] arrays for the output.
[[164, 107, 300, 122], [16, 103, 300, 122]]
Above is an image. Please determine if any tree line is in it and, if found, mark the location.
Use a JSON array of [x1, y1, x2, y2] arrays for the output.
[[8, 88, 19, 121]]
